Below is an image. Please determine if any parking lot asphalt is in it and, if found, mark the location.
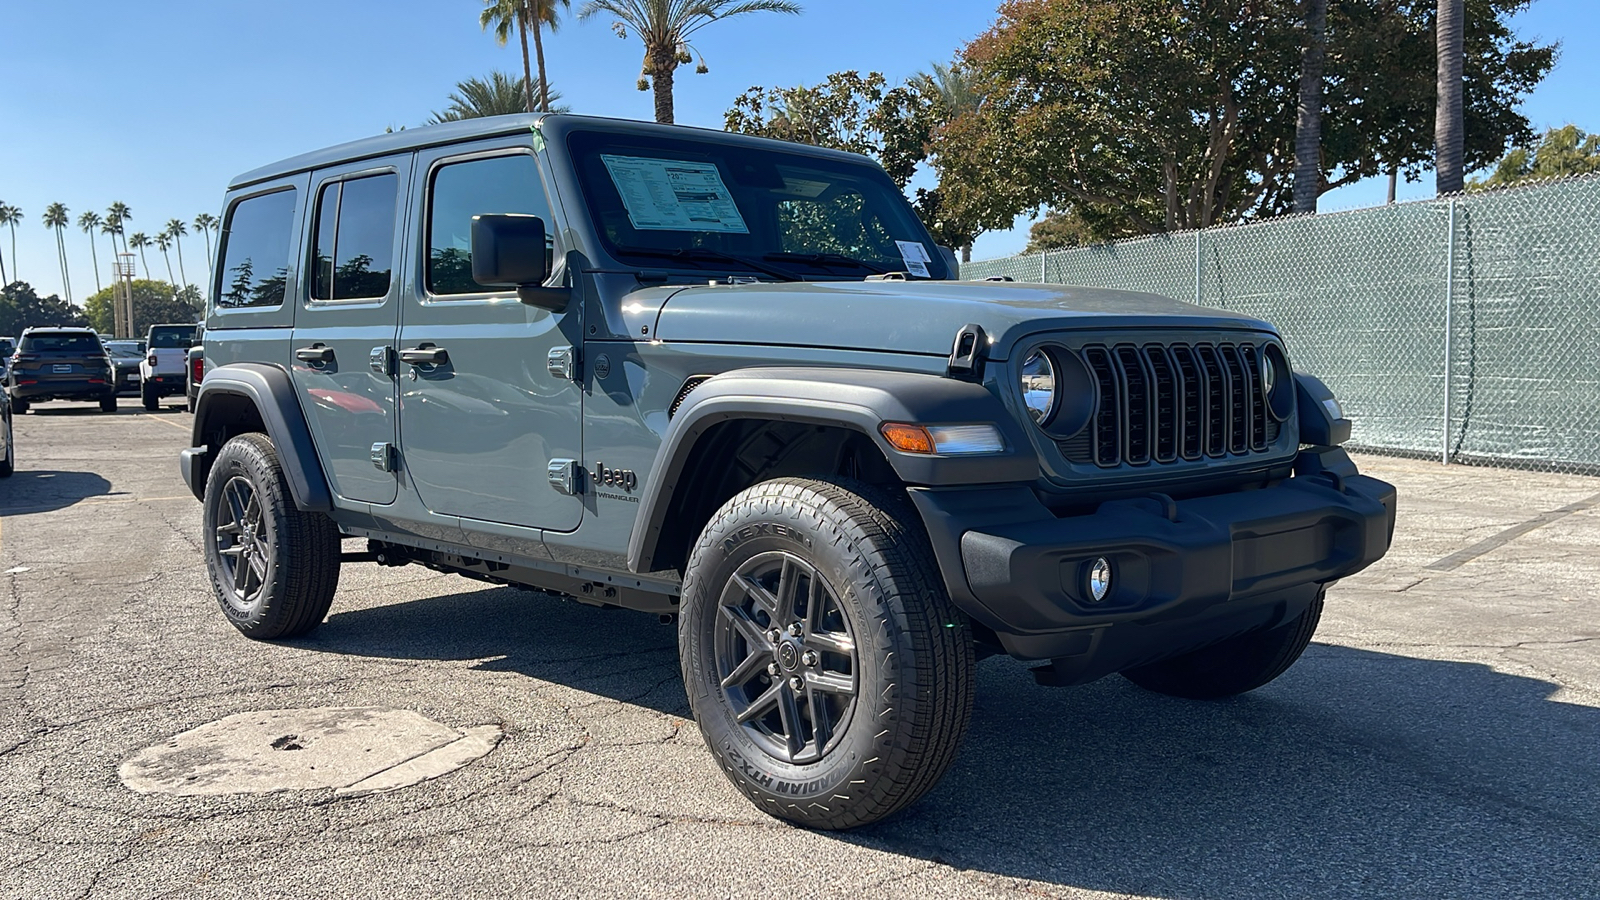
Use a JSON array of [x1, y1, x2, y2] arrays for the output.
[[2, 402, 1597, 900]]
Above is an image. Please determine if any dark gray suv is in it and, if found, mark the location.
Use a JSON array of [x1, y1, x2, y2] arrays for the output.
[[6, 327, 117, 413], [181, 115, 1395, 830]]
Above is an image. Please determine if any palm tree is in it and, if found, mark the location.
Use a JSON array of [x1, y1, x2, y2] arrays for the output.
[[165, 218, 190, 287], [43, 203, 73, 304], [577, 0, 802, 125], [129, 232, 153, 279], [78, 211, 105, 293], [155, 232, 177, 288], [481, 0, 571, 114], [1293, 0, 1327, 214], [1435, 0, 1465, 193], [0, 203, 22, 284], [193, 213, 219, 267], [428, 72, 568, 123], [0, 201, 10, 286], [100, 219, 123, 283], [107, 202, 133, 254]]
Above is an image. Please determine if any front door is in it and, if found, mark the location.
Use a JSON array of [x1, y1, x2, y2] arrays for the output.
[[396, 143, 583, 531], [289, 158, 410, 505]]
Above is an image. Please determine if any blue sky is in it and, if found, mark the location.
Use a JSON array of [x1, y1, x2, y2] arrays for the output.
[[0, 0, 1589, 303]]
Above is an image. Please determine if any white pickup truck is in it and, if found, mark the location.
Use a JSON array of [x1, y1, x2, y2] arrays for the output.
[[140, 323, 198, 411]]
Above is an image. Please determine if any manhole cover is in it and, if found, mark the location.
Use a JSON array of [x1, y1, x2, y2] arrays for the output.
[[120, 707, 501, 796]]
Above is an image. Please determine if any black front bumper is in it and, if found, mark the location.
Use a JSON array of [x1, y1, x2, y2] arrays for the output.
[[909, 448, 1395, 671]]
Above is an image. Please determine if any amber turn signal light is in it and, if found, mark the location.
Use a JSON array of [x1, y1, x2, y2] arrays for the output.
[[880, 423, 936, 454]]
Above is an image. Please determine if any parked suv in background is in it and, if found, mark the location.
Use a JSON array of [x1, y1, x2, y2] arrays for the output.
[[185, 326, 204, 412], [105, 340, 146, 394], [6, 327, 117, 413], [182, 114, 1396, 830], [140, 323, 198, 410]]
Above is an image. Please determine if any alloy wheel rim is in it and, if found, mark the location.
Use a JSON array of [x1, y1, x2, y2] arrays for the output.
[[713, 550, 858, 765], [214, 475, 269, 611]]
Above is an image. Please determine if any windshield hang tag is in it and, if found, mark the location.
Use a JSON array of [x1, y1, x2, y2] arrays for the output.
[[895, 241, 932, 278]]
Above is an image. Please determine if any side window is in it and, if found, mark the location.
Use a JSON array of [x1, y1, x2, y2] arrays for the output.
[[216, 189, 297, 309], [428, 154, 550, 296], [309, 173, 398, 301]]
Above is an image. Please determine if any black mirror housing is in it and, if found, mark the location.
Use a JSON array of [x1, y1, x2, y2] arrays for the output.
[[471, 214, 550, 288]]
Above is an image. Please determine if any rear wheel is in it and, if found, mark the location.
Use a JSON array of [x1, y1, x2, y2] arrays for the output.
[[12, 398, 28, 415], [100, 394, 117, 413], [1122, 590, 1324, 699], [680, 478, 974, 830], [202, 433, 341, 640], [141, 381, 158, 411], [0, 412, 13, 477]]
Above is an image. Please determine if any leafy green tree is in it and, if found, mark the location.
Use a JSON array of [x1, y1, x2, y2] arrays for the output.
[[0, 203, 22, 285], [77, 211, 104, 293], [428, 72, 568, 123], [42, 203, 72, 304], [578, 0, 802, 125], [939, 0, 1556, 244], [482, 0, 571, 113], [0, 281, 89, 335], [129, 232, 153, 279], [726, 68, 983, 259], [82, 280, 201, 337], [1470, 125, 1600, 188]]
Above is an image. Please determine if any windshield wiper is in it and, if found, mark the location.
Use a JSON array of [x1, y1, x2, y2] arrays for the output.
[[613, 246, 801, 281], [762, 252, 890, 275]]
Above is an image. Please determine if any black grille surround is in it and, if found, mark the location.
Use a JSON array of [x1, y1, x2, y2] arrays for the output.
[[1044, 336, 1289, 470]]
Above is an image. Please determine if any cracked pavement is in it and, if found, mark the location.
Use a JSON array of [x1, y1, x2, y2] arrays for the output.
[[1, 403, 1598, 899]]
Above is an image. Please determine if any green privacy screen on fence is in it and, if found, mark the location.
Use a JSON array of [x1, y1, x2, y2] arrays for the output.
[[963, 176, 1600, 472]]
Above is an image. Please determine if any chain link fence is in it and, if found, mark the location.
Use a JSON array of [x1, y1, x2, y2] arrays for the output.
[[964, 175, 1600, 473]]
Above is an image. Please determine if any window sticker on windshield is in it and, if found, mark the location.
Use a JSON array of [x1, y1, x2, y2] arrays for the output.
[[600, 154, 749, 233], [895, 240, 932, 278]]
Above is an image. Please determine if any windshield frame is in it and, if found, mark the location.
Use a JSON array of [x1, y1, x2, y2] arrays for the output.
[[563, 128, 950, 282]]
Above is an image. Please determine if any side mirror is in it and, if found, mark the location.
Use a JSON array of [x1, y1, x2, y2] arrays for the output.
[[472, 213, 549, 287]]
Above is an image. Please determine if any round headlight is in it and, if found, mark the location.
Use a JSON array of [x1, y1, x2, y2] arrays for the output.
[[1262, 343, 1293, 421], [1020, 350, 1057, 425]]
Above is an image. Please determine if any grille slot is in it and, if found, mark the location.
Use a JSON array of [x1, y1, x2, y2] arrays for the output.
[[1073, 340, 1279, 468], [668, 375, 713, 418]]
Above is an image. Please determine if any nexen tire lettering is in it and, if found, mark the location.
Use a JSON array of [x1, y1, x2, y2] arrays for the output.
[[721, 522, 813, 554]]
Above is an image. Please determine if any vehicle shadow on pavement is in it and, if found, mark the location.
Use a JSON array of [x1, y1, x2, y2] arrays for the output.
[[0, 469, 115, 513], [844, 644, 1600, 898], [306, 586, 689, 715]]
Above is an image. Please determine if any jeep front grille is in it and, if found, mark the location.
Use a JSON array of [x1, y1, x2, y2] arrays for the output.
[[1072, 342, 1279, 467]]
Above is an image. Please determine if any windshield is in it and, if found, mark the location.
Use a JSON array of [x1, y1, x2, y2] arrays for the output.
[[149, 327, 196, 349], [21, 333, 101, 353], [567, 130, 949, 281]]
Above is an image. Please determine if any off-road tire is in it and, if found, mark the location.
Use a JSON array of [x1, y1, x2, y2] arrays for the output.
[[202, 433, 340, 640], [141, 382, 158, 411], [680, 477, 975, 830], [1121, 589, 1325, 699], [100, 395, 117, 413]]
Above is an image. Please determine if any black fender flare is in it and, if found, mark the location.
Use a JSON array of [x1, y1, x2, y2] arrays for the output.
[[626, 366, 1037, 573], [184, 363, 333, 512]]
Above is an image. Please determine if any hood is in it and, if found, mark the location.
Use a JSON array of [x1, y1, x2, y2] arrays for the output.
[[649, 280, 1276, 360]]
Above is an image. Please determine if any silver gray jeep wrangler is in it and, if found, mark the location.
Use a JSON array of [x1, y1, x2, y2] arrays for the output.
[[181, 114, 1395, 829]]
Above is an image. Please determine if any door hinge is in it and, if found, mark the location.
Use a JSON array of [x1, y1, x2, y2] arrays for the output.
[[369, 346, 395, 377], [371, 442, 397, 472], [547, 458, 584, 495], [547, 346, 579, 382]]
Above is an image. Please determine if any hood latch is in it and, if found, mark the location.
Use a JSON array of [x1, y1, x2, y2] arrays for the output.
[[947, 323, 988, 382]]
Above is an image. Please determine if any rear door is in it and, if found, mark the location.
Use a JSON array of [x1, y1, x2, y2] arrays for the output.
[[288, 156, 411, 506], [396, 142, 583, 531]]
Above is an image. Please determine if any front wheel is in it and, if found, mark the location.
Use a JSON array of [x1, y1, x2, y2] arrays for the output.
[[1122, 589, 1325, 699], [202, 433, 341, 639], [680, 478, 975, 830]]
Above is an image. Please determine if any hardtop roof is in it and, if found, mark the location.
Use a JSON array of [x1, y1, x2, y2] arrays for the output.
[[227, 114, 876, 190]]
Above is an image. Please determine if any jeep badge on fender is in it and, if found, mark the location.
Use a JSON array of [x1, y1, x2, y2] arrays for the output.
[[181, 113, 1395, 831]]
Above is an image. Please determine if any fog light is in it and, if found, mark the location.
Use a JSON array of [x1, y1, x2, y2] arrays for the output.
[[1087, 557, 1112, 603]]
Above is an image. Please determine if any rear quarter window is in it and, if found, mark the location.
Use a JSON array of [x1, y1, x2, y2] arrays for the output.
[[216, 188, 298, 309]]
